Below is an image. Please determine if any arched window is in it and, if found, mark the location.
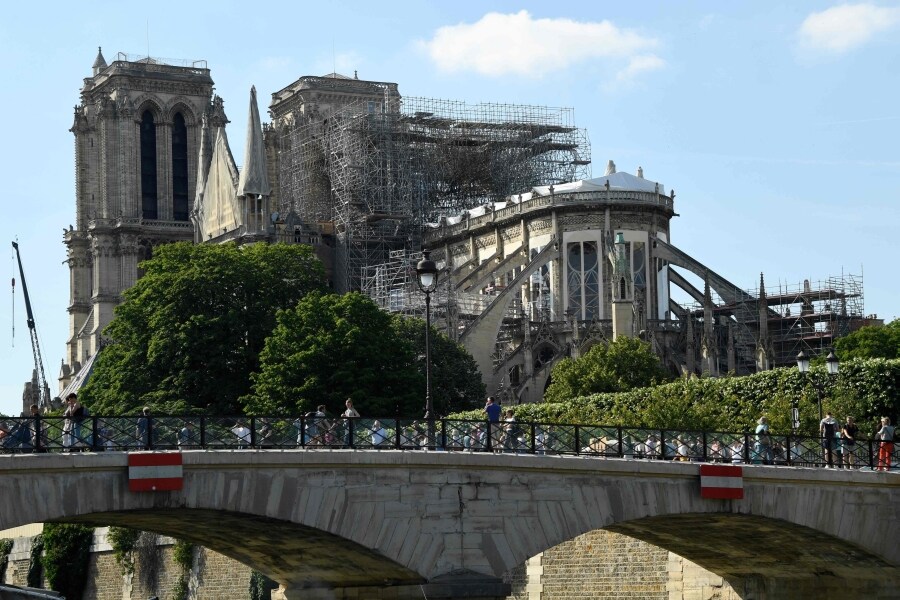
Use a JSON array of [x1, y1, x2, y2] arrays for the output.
[[172, 113, 189, 221], [140, 111, 158, 219]]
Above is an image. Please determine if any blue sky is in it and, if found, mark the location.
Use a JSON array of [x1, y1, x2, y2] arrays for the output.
[[0, 1, 897, 416]]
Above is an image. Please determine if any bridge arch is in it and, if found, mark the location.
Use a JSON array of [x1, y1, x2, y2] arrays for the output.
[[2, 450, 897, 598]]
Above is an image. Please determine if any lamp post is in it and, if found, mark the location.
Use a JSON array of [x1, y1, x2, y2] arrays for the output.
[[416, 250, 439, 447], [796, 350, 840, 426]]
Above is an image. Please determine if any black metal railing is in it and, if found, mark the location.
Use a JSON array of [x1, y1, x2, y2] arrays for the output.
[[0, 414, 895, 471]]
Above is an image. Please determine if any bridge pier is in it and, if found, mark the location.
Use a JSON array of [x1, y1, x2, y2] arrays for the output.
[[274, 572, 510, 600]]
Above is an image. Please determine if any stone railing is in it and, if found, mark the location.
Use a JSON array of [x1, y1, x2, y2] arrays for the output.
[[426, 189, 675, 242]]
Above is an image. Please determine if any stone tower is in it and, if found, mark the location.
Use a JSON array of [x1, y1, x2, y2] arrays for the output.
[[611, 231, 635, 340], [61, 49, 214, 390]]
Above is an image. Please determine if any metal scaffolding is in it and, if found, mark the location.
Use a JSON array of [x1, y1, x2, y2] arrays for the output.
[[680, 271, 866, 370], [274, 93, 590, 292]]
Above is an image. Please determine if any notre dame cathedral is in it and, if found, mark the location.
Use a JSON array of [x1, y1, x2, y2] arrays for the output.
[[59, 49, 870, 404]]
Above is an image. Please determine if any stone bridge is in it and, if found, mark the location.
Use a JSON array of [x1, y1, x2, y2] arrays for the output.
[[1, 450, 898, 599]]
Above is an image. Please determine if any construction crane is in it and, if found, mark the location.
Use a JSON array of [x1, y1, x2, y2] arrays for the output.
[[12, 241, 50, 410]]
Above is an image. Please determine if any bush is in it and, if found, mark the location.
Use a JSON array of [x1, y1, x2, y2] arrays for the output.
[[451, 358, 900, 436]]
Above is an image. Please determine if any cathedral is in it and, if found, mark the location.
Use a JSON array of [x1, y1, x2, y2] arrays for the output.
[[59, 50, 869, 404]]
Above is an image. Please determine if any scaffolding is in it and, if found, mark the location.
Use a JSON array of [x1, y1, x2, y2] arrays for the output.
[[679, 271, 865, 370], [760, 273, 865, 365], [275, 91, 591, 292]]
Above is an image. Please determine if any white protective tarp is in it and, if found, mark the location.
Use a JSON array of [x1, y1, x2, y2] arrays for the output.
[[199, 126, 241, 239], [531, 171, 665, 196]]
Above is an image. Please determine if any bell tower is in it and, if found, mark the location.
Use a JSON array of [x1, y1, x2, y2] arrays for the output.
[[61, 48, 214, 390]]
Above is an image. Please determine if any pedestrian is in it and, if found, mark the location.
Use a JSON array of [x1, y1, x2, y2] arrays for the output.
[[484, 396, 501, 450], [64, 393, 86, 451], [730, 438, 744, 464], [503, 409, 520, 452], [342, 399, 360, 446], [819, 412, 838, 468], [177, 421, 197, 449], [755, 416, 773, 464], [232, 421, 251, 449], [136, 406, 152, 450], [370, 420, 387, 447], [875, 417, 895, 471], [841, 416, 858, 468], [645, 434, 658, 459]]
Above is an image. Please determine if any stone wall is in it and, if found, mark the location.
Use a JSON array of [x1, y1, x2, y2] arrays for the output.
[[0, 527, 847, 600], [506, 530, 744, 600], [1, 530, 254, 600]]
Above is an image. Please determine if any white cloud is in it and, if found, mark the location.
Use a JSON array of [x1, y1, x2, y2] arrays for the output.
[[698, 14, 716, 30], [798, 3, 900, 54], [616, 54, 666, 84], [421, 10, 661, 79]]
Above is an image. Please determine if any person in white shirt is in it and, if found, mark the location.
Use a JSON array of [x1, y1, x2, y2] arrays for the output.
[[232, 422, 251, 449], [371, 420, 387, 447]]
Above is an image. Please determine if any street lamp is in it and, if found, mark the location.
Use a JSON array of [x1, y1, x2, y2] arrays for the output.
[[416, 250, 439, 447], [796, 350, 840, 425]]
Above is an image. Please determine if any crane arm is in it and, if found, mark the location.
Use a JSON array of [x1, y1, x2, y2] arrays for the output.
[[12, 241, 49, 409]]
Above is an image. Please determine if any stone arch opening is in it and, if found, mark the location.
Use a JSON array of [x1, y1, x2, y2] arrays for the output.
[[508, 513, 899, 599], [63, 508, 423, 591]]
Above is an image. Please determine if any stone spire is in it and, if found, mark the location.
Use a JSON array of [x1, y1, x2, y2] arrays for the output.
[[92, 47, 107, 76], [237, 86, 271, 197], [756, 272, 771, 371]]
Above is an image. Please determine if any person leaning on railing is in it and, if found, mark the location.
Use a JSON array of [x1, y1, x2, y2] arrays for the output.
[[876, 417, 895, 471]]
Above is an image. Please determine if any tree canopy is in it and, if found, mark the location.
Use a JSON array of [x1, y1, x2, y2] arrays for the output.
[[544, 336, 671, 403], [389, 315, 485, 417], [834, 320, 900, 360], [243, 292, 420, 417], [80, 242, 326, 414]]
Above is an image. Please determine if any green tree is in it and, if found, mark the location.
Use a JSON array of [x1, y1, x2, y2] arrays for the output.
[[243, 292, 422, 417], [834, 320, 900, 360], [42, 523, 94, 600], [389, 315, 485, 417], [544, 337, 671, 403], [80, 242, 326, 414]]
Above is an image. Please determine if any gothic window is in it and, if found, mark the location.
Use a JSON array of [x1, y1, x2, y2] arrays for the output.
[[140, 111, 158, 219], [567, 243, 583, 317], [172, 112, 189, 221], [633, 242, 646, 288], [566, 241, 600, 320]]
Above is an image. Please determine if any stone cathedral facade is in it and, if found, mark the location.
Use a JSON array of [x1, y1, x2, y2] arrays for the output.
[[62, 50, 213, 387], [59, 50, 867, 401]]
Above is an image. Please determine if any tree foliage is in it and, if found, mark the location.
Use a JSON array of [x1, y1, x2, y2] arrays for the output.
[[835, 320, 900, 360], [80, 242, 326, 415], [244, 292, 421, 417], [389, 315, 485, 417], [544, 336, 671, 403], [42, 523, 94, 600], [243, 293, 485, 418]]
